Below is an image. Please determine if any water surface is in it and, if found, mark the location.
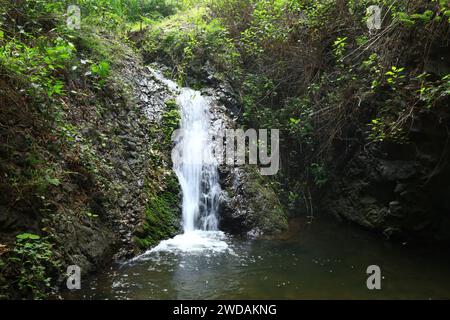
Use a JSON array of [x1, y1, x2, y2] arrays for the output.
[[65, 216, 450, 299]]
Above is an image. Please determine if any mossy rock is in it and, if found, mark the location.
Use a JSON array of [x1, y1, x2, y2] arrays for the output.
[[135, 172, 181, 249], [135, 99, 182, 250], [221, 165, 287, 236]]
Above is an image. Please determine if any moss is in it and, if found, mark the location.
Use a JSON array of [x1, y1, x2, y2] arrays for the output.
[[162, 99, 181, 140], [243, 166, 288, 234], [134, 99, 181, 249], [75, 27, 135, 65], [135, 172, 180, 249]]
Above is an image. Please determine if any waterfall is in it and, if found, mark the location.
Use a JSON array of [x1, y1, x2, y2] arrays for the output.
[[133, 67, 230, 256], [174, 88, 220, 233]]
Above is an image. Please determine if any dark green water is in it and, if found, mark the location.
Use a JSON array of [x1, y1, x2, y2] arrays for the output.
[[66, 216, 450, 299]]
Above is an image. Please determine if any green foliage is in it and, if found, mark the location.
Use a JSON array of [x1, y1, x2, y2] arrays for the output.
[[308, 163, 328, 187], [90, 60, 110, 86], [7, 150, 64, 202], [241, 74, 275, 125], [417, 73, 450, 109], [83, 210, 99, 219], [16, 233, 41, 240], [162, 99, 181, 139], [385, 66, 406, 91], [45, 175, 61, 187], [367, 117, 408, 144], [91, 60, 110, 79], [368, 118, 387, 142], [286, 97, 314, 143], [141, 8, 241, 85], [239, 0, 290, 56], [6, 234, 61, 299], [204, 0, 449, 211], [395, 11, 416, 27], [333, 37, 348, 62], [80, 0, 179, 23], [287, 190, 300, 210], [361, 53, 381, 89], [394, 0, 450, 26], [0, 37, 75, 97]]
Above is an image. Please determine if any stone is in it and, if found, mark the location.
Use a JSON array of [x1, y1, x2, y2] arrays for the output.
[[388, 201, 403, 217], [379, 160, 417, 181]]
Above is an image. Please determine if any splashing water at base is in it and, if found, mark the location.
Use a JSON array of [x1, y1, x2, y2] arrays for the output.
[[136, 231, 233, 260]]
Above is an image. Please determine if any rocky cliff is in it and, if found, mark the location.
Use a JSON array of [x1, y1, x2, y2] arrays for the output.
[[322, 105, 450, 242]]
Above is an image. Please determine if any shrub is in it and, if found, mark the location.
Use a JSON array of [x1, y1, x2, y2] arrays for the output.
[[5, 233, 61, 299]]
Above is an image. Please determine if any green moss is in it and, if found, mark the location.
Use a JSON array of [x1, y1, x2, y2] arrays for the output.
[[162, 99, 181, 140], [135, 187, 179, 248], [231, 166, 287, 235], [135, 99, 181, 249], [135, 172, 180, 249]]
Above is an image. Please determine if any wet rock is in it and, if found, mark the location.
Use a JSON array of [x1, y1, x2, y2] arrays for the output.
[[321, 106, 450, 241], [388, 201, 403, 217], [378, 160, 418, 181], [203, 87, 287, 236], [0, 206, 15, 230], [77, 225, 112, 265], [394, 183, 407, 193], [220, 166, 287, 235]]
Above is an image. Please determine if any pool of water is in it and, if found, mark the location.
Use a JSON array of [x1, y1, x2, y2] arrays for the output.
[[65, 216, 450, 299]]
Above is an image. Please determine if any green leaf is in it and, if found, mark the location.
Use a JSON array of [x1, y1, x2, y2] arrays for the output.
[[16, 233, 40, 240], [45, 176, 61, 186]]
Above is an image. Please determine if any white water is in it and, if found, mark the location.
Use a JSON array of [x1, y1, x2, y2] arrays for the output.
[[135, 68, 229, 258], [174, 88, 221, 232]]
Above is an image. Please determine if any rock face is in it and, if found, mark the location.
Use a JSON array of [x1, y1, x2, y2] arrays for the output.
[[56, 55, 182, 270], [200, 86, 288, 236], [220, 166, 287, 236], [0, 45, 182, 292], [1, 51, 287, 298], [322, 108, 450, 241], [115, 65, 182, 257], [133, 66, 287, 237]]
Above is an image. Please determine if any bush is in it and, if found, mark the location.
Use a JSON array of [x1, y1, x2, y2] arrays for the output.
[[2, 233, 62, 299], [141, 7, 241, 85]]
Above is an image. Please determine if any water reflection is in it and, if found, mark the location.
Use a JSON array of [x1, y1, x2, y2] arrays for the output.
[[64, 216, 450, 300]]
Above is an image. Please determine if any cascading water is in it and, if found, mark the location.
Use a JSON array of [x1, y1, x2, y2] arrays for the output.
[[174, 88, 220, 233], [134, 68, 230, 256]]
